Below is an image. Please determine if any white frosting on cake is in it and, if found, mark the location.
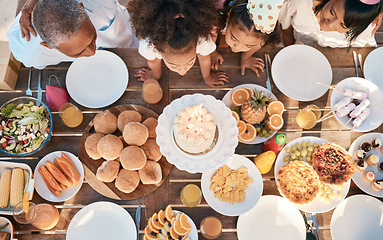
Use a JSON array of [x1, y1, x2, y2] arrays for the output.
[[247, 0, 284, 34], [174, 104, 216, 154]]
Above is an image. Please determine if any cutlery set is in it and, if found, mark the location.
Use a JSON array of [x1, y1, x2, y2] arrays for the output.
[[352, 51, 363, 78], [303, 212, 320, 240], [26, 68, 43, 103]]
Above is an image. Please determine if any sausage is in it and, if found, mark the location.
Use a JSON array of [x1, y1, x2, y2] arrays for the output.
[[353, 108, 370, 128], [61, 152, 81, 184], [54, 157, 80, 186], [38, 166, 61, 197], [45, 160, 72, 187], [336, 103, 356, 118], [334, 97, 352, 111], [350, 98, 370, 118]]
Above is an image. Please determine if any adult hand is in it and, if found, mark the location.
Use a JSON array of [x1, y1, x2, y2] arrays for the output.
[[240, 56, 265, 76], [135, 68, 157, 81], [19, 0, 39, 41], [371, 12, 382, 36], [203, 71, 228, 88], [210, 50, 224, 70]]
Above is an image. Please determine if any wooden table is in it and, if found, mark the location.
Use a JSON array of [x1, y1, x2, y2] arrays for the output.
[[0, 45, 382, 240]]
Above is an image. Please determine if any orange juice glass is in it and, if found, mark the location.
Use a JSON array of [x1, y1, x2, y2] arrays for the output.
[[142, 79, 163, 104], [200, 216, 222, 239], [59, 103, 83, 128], [13, 202, 59, 230], [296, 105, 321, 130], [180, 184, 202, 207]]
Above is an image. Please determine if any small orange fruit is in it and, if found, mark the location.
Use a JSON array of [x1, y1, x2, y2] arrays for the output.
[[243, 87, 254, 97], [232, 111, 240, 124], [237, 120, 246, 135], [148, 217, 160, 232], [173, 220, 189, 236], [169, 226, 181, 239], [231, 88, 250, 106], [267, 101, 284, 115], [179, 213, 192, 231], [267, 114, 284, 131], [164, 205, 173, 222], [238, 124, 257, 143], [144, 226, 158, 240], [23, 191, 30, 214], [157, 209, 166, 225], [151, 212, 163, 229]]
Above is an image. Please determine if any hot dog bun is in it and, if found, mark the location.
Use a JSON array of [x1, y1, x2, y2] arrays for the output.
[[38, 165, 62, 197], [54, 157, 81, 186], [45, 160, 72, 187]]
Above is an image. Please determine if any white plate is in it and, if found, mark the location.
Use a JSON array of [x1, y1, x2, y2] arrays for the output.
[[271, 45, 332, 101], [201, 154, 263, 216], [66, 201, 136, 240], [34, 151, 84, 202], [348, 133, 383, 198], [330, 77, 383, 132], [274, 137, 350, 213], [221, 84, 277, 144], [0, 217, 16, 240], [173, 210, 198, 240], [364, 47, 383, 91], [237, 195, 306, 240], [331, 194, 383, 240], [156, 94, 238, 173], [66, 50, 129, 108]]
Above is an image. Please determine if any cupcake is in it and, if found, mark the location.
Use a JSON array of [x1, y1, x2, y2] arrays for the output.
[[366, 154, 379, 165], [378, 162, 383, 173], [371, 180, 383, 191], [364, 171, 375, 182], [354, 150, 366, 160], [370, 138, 382, 149], [359, 142, 372, 152], [354, 160, 367, 171]]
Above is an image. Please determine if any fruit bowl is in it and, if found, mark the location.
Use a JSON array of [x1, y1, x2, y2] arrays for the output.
[[0, 96, 53, 156]]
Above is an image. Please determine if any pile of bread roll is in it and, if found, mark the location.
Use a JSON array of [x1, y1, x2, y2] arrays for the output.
[[85, 110, 162, 194]]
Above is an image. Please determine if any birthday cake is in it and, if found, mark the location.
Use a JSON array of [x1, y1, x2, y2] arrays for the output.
[[173, 104, 217, 155]]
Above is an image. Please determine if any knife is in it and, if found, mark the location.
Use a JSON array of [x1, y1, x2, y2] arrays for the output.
[[135, 204, 141, 239], [264, 54, 272, 93], [312, 214, 321, 240], [37, 70, 43, 103]]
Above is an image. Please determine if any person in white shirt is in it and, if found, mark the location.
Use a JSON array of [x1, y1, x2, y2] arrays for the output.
[[7, 0, 137, 69], [279, 0, 382, 48]]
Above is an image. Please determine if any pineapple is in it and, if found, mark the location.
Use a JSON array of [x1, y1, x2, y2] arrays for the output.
[[241, 90, 271, 125]]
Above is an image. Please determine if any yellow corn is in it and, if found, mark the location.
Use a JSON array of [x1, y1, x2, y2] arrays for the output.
[[0, 169, 11, 208], [9, 168, 25, 207]]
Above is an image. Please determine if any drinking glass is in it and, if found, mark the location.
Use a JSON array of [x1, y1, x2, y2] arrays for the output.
[[296, 105, 321, 129], [200, 216, 222, 239], [13, 201, 59, 230], [142, 79, 163, 104], [59, 103, 83, 128], [180, 184, 202, 207]]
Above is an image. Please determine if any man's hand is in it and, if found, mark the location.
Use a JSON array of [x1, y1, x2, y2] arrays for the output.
[[240, 56, 265, 76], [210, 50, 224, 70], [19, 0, 39, 41], [371, 12, 383, 36], [135, 68, 156, 81], [203, 71, 228, 88]]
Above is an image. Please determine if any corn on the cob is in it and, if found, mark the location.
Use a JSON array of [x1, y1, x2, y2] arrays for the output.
[[10, 168, 25, 207], [0, 169, 11, 208]]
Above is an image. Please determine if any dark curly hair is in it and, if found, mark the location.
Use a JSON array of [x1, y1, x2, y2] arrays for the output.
[[314, 0, 382, 43], [128, 0, 220, 54]]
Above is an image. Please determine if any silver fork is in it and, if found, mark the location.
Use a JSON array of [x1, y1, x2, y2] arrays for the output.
[[353, 51, 359, 77], [37, 70, 42, 102], [305, 212, 321, 240], [26, 68, 32, 96], [264, 54, 272, 92]]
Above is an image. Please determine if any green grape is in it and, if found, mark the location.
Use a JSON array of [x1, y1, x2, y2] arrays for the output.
[[291, 146, 297, 151], [306, 157, 311, 163], [256, 127, 261, 133], [268, 130, 274, 135], [295, 143, 300, 149], [284, 148, 291, 153], [298, 156, 304, 161], [262, 129, 268, 135], [291, 153, 297, 159], [283, 156, 289, 162], [306, 141, 312, 146], [313, 142, 319, 147], [307, 151, 313, 158], [300, 148, 308, 156], [294, 150, 301, 157], [301, 141, 307, 147], [289, 157, 296, 161], [258, 132, 264, 137], [307, 146, 314, 152], [264, 133, 270, 138]]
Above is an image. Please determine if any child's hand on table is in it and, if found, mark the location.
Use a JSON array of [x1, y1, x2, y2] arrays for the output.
[[203, 71, 228, 88], [210, 50, 224, 70], [135, 68, 157, 81], [240, 56, 265, 77]]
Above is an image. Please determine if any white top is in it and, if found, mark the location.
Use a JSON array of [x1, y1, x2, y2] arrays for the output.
[[279, 0, 377, 48], [138, 37, 216, 61], [7, 0, 138, 69]]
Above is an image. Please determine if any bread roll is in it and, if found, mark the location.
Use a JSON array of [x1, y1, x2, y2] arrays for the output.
[[97, 135, 123, 160], [96, 160, 120, 182], [85, 133, 105, 160], [115, 169, 140, 193], [119, 136, 128, 148], [142, 117, 158, 138], [140, 139, 162, 162], [117, 110, 142, 132], [122, 122, 148, 146], [138, 161, 162, 185], [120, 146, 147, 170], [94, 111, 117, 134]]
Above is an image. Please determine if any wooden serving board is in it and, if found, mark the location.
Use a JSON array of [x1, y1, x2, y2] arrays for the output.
[[78, 104, 172, 200]]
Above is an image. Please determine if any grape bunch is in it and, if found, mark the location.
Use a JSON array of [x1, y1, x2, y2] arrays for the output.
[[255, 123, 274, 138], [282, 141, 320, 162]]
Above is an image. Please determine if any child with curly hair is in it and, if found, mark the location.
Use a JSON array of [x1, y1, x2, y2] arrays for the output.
[[128, 0, 228, 88], [211, 0, 282, 76]]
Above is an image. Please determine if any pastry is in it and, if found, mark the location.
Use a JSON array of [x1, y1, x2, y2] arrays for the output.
[[142, 117, 158, 139], [370, 138, 382, 149], [96, 160, 120, 182], [140, 138, 162, 162], [84, 133, 105, 160], [366, 154, 379, 165], [97, 134, 123, 160], [115, 169, 140, 193], [378, 162, 383, 173], [359, 142, 372, 152], [138, 161, 162, 185], [122, 122, 149, 146], [354, 150, 366, 161], [371, 179, 383, 191], [354, 160, 367, 172], [364, 171, 375, 182], [117, 110, 142, 132], [119, 146, 147, 170], [94, 111, 118, 134]]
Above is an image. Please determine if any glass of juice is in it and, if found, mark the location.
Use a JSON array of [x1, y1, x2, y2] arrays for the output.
[[180, 184, 202, 207], [296, 105, 321, 130], [13, 202, 59, 230], [142, 79, 163, 104], [200, 216, 222, 239], [59, 102, 83, 128]]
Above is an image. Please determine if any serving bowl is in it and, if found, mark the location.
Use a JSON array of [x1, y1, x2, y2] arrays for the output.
[[0, 96, 53, 156]]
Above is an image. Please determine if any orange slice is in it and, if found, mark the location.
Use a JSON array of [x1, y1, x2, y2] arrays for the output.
[[237, 120, 246, 135], [231, 88, 250, 106], [22, 191, 30, 214], [243, 87, 254, 97], [179, 213, 192, 231], [267, 114, 284, 131], [157, 209, 166, 226], [238, 124, 257, 143], [151, 212, 163, 229], [232, 111, 240, 125], [165, 205, 173, 222], [173, 220, 189, 236], [144, 226, 158, 240], [148, 216, 160, 231], [267, 100, 285, 115], [169, 226, 181, 239]]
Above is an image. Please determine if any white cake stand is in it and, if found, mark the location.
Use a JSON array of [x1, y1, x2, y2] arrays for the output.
[[156, 94, 239, 173]]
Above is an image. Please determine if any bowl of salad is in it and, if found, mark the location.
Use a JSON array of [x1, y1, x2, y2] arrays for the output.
[[0, 97, 53, 156]]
